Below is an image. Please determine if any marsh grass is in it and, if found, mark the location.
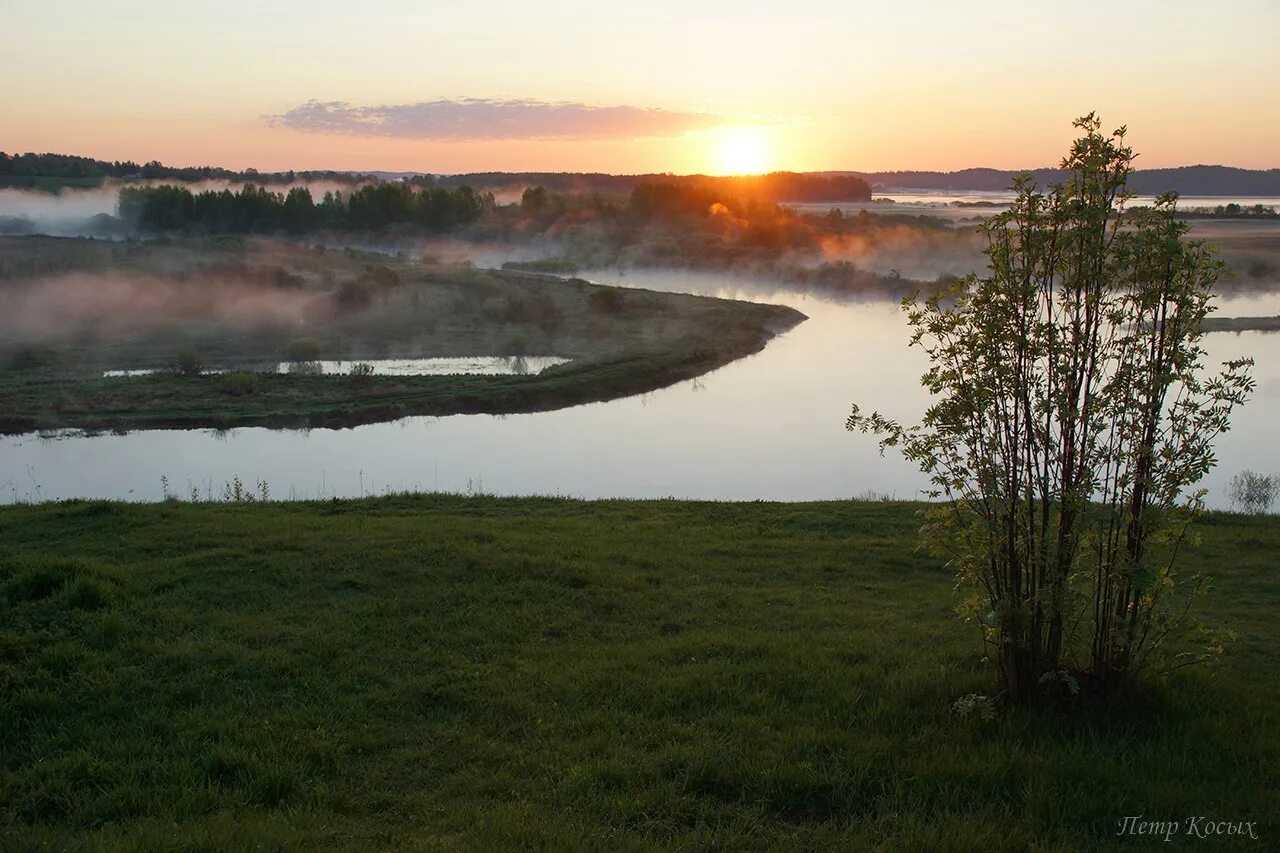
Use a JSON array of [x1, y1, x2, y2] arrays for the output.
[[0, 497, 1276, 849]]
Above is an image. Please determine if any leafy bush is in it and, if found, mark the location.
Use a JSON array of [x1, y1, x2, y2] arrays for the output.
[[495, 292, 563, 332], [173, 350, 205, 376], [220, 476, 270, 502], [848, 115, 1254, 700], [1228, 470, 1277, 514], [359, 265, 401, 293], [265, 265, 305, 289], [286, 337, 322, 361], [335, 281, 373, 312], [348, 362, 375, 386], [218, 371, 260, 396]]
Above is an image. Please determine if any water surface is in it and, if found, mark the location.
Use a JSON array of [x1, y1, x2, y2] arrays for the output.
[[103, 356, 570, 379], [3, 272, 1276, 507]]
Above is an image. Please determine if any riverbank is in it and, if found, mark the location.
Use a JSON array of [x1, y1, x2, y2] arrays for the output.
[[1204, 314, 1280, 333], [0, 236, 805, 433], [0, 332, 797, 434], [2, 496, 1276, 849]]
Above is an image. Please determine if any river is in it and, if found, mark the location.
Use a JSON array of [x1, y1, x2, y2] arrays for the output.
[[3, 270, 1277, 507]]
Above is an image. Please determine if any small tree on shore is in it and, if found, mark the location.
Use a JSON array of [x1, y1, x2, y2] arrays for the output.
[[173, 349, 205, 377], [1227, 470, 1276, 514], [848, 115, 1254, 701]]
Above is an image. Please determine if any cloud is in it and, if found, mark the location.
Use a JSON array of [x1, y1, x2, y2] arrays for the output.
[[267, 98, 725, 142]]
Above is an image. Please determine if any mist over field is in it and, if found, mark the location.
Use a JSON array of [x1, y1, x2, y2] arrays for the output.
[[0, 272, 325, 346], [0, 180, 366, 237]]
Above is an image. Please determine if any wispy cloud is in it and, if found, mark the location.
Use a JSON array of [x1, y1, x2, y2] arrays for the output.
[[267, 98, 725, 141]]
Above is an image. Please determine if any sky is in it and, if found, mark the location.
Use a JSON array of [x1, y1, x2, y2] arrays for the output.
[[4, 0, 1279, 175]]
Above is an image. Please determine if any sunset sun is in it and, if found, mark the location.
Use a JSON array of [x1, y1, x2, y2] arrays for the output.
[[715, 127, 770, 175]]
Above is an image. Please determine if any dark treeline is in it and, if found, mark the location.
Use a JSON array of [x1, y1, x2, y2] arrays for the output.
[[436, 171, 874, 202], [0, 151, 376, 186], [117, 183, 491, 233], [0, 153, 873, 202], [111, 177, 974, 294], [8, 151, 1278, 198], [1174, 202, 1277, 219], [845, 165, 1280, 196], [498, 181, 972, 291], [115, 176, 861, 237]]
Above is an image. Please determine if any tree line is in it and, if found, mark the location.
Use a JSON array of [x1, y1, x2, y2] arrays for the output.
[[117, 183, 492, 233], [115, 177, 844, 237], [445, 170, 873, 202], [0, 151, 377, 186], [2, 151, 874, 202]]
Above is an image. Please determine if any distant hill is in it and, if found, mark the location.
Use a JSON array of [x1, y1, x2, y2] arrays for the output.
[[432, 172, 874, 202], [836, 166, 1280, 197], [5, 150, 1277, 198], [431, 166, 1280, 199]]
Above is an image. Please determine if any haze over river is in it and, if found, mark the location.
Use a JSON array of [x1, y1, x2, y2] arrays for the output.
[[3, 269, 1276, 508]]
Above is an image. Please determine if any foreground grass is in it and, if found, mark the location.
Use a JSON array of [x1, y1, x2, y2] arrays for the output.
[[1, 497, 1276, 850]]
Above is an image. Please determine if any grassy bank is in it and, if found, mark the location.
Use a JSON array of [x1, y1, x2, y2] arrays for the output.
[[0, 343, 786, 434], [1, 497, 1276, 849], [1204, 314, 1280, 333], [0, 237, 804, 433]]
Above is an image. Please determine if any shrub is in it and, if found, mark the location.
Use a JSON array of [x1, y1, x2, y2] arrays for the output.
[[348, 362, 375, 386], [335, 281, 373, 312], [848, 114, 1254, 700], [1228, 470, 1277, 514], [286, 337, 322, 362], [219, 476, 269, 502], [498, 292, 563, 332], [265, 266, 305, 289], [218, 371, 260, 396], [173, 350, 205, 376]]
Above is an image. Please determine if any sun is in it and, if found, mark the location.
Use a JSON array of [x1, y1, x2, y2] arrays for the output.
[[715, 127, 770, 175]]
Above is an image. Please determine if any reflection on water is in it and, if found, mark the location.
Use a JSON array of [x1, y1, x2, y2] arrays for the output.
[[4, 271, 1278, 508], [273, 357, 570, 376], [102, 356, 570, 379]]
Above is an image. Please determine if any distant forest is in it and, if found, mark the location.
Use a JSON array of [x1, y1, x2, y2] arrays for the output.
[[112, 176, 845, 237], [0, 151, 874, 203], [843, 165, 1280, 197], [4, 150, 1277, 200], [116, 184, 491, 233], [0, 151, 377, 187], [432, 172, 875, 203]]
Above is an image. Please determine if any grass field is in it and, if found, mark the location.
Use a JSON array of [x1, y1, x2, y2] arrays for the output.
[[1, 497, 1276, 849]]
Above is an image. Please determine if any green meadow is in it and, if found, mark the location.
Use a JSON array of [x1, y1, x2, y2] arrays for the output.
[[2, 496, 1276, 849]]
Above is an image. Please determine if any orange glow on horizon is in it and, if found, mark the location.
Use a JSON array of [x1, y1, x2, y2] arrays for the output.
[[712, 127, 772, 176]]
